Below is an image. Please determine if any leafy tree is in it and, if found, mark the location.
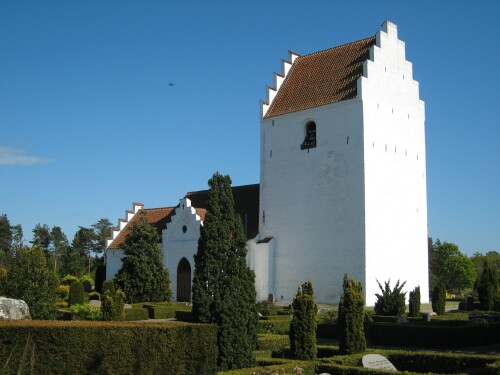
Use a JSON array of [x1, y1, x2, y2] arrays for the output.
[[11, 224, 24, 253], [431, 284, 446, 315], [374, 279, 407, 316], [5, 246, 58, 319], [72, 226, 96, 275], [192, 172, 258, 371], [430, 240, 475, 293], [0, 214, 13, 263], [338, 273, 366, 354], [408, 286, 421, 317], [91, 218, 113, 257], [31, 223, 51, 255], [49, 226, 70, 274], [59, 245, 85, 277], [290, 280, 317, 360], [114, 211, 171, 303], [68, 280, 84, 307], [471, 251, 500, 287], [478, 261, 499, 311]]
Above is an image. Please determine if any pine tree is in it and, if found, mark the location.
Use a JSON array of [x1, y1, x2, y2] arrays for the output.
[[290, 280, 317, 360], [338, 273, 366, 354], [192, 173, 258, 371], [115, 211, 171, 303], [6, 246, 58, 319], [374, 279, 407, 316], [408, 286, 421, 317]]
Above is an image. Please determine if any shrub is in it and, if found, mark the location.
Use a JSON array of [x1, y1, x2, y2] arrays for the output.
[[88, 291, 100, 301], [408, 286, 421, 317], [478, 261, 499, 311], [114, 289, 125, 321], [338, 273, 366, 354], [101, 290, 114, 321], [124, 307, 149, 321], [61, 274, 79, 286], [0, 267, 7, 295], [79, 274, 94, 286], [56, 301, 68, 308], [69, 304, 102, 321], [289, 280, 317, 360], [257, 334, 290, 351], [68, 281, 84, 307], [101, 289, 125, 321], [259, 320, 290, 335], [432, 284, 446, 315], [257, 301, 277, 316], [102, 279, 115, 297], [374, 279, 407, 316], [56, 285, 70, 300]]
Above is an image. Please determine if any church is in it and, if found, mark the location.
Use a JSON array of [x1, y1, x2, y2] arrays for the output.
[[106, 21, 429, 306]]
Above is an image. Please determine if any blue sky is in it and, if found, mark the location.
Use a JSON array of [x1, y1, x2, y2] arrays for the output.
[[0, 1, 498, 256]]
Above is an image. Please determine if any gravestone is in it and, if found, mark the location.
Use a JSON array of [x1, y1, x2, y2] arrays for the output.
[[0, 297, 31, 320], [362, 354, 397, 371]]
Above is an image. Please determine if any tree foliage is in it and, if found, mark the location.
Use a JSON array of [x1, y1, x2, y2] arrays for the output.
[[192, 172, 258, 371], [5, 246, 57, 319], [68, 280, 84, 307], [0, 214, 13, 267], [290, 280, 317, 360], [338, 274, 366, 354], [408, 286, 421, 317], [114, 211, 171, 303], [374, 279, 407, 316]]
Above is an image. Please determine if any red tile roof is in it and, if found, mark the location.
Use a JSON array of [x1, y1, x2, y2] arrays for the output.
[[264, 36, 376, 118], [185, 184, 260, 240], [108, 207, 175, 249]]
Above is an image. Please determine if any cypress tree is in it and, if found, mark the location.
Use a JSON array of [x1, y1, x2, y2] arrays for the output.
[[115, 210, 171, 303], [68, 280, 84, 307], [431, 284, 446, 315], [338, 273, 366, 354], [408, 286, 421, 317], [192, 172, 258, 371], [478, 261, 498, 311], [289, 280, 317, 360]]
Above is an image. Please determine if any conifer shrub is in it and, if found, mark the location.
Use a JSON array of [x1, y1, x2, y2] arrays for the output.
[[338, 273, 366, 354], [478, 261, 499, 311], [114, 289, 125, 321], [408, 286, 421, 317], [94, 262, 106, 294], [289, 280, 317, 360], [101, 290, 114, 321], [432, 284, 446, 315], [374, 279, 407, 316], [102, 279, 115, 297], [68, 280, 84, 307]]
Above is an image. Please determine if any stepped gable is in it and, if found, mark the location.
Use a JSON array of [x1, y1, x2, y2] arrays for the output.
[[264, 35, 376, 118], [108, 207, 175, 248], [185, 183, 260, 240]]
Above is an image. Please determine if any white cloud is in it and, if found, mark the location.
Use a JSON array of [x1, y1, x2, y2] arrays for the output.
[[0, 147, 53, 165]]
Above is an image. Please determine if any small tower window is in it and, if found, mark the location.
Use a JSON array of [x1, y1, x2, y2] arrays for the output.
[[300, 121, 317, 150]]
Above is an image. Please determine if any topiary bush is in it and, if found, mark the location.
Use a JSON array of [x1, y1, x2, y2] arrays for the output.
[[432, 284, 446, 315], [478, 261, 499, 311], [408, 286, 421, 317], [88, 291, 100, 301], [61, 274, 79, 286], [102, 279, 115, 297], [68, 280, 84, 307], [374, 279, 407, 316], [338, 273, 366, 354], [56, 284, 70, 300], [101, 289, 125, 321], [289, 280, 317, 360], [69, 304, 102, 321]]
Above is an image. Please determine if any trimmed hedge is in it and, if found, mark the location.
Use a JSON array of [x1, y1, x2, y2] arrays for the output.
[[258, 319, 290, 334], [175, 310, 194, 322], [367, 321, 500, 348], [259, 314, 291, 321], [217, 361, 316, 375], [143, 303, 191, 319], [257, 334, 289, 351], [124, 308, 149, 321], [316, 322, 338, 338], [0, 321, 218, 375]]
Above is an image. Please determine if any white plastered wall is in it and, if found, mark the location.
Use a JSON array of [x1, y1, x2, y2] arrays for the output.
[[247, 238, 274, 301], [360, 21, 429, 305], [260, 99, 366, 304], [162, 198, 202, 302]]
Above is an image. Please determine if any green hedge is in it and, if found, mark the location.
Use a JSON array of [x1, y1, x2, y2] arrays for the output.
[[175, 310, 194, 322], [316, 322, 338, 338], [259, 314, 291, 321], [257, 334, 289, 350], [217, 361, 316, 375], [367, 321, 500, 348], [0, 321, 217, 375], [258, 319, 290, 334], [124, 308, 149, 321]]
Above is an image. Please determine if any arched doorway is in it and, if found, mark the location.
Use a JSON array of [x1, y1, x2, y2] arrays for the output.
[[177, 257, 191, 302]]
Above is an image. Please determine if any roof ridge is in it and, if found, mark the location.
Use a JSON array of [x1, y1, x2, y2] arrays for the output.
[[300, 35, 376, 59]]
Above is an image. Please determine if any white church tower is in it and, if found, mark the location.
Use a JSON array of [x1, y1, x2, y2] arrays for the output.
[[258, 21, 429, 305]]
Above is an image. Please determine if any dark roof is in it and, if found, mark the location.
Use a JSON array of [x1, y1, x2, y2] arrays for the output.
[[264, 36, 376, 118], [108, 207, 175, 249], [185, 184, 260, 240]]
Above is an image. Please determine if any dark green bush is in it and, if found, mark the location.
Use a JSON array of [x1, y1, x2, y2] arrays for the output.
[[68, 281, 84, 307], [175, 310, 194, 322], [259, 315, 291, 321], [88, 291, 100, 301], [316, 322, 338, 338], [257, 334, 289, 351], [143, 303, 191, 319], [478, 261, 499, 311], [0, 321, 218, 374], [258, 319, 290, 334], [374, 279, 407, 316], [432, 284, 446, 315], [408, 286, 421, 317], [289, 280, 317, 360], [338, 274, 366, 354], [102, 279, 115, 297]]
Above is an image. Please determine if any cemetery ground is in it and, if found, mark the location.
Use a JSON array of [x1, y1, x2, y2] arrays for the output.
[[1, 298, 499, 374]]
